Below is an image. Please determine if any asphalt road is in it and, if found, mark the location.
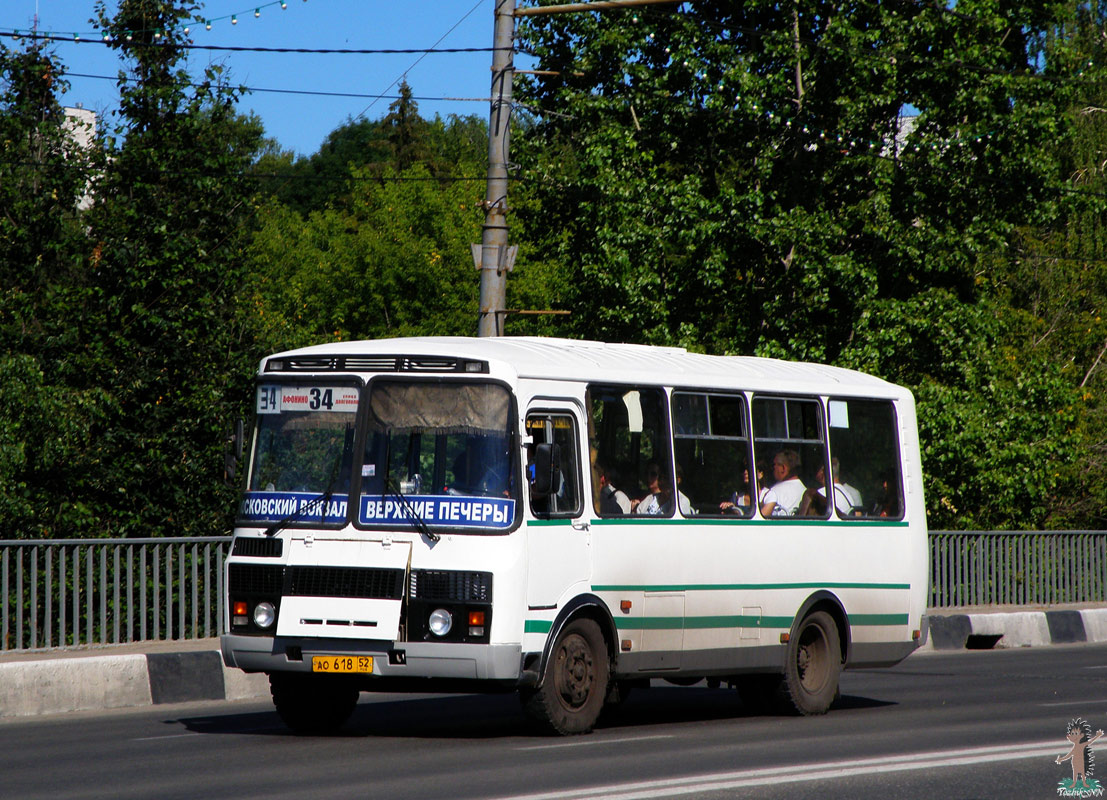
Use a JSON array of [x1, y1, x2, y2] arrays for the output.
[[4, 644, 1107, 800]]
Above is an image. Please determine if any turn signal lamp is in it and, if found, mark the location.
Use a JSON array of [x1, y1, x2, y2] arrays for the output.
[[468, 610, 486, 637], [233, 601, 248, 627]]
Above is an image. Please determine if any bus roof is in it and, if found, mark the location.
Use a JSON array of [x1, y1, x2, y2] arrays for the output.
[[266, 336, 906, 397]]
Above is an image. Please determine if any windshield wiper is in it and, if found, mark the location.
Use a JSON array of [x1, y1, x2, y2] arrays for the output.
[[386, 479, 440, 543], [263, 488, 334, 538], [264, 444, 345, 538], [381, 428, 439, 543]]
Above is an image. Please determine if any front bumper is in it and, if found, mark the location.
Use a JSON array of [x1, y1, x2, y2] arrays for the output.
[[221, 633, 522, 682]]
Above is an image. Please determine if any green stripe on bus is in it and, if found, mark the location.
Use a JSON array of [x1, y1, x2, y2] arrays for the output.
[[613, 615, 795, 630], [611, 614, 907, 631], [529, 613, 906, 635], [591, 582, 911, 592], [585, 517, 909, 528]]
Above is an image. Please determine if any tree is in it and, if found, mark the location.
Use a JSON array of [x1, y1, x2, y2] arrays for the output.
[[58, 0, 270, 537], [246, 161, 483, 349], [258, 84, 490, 216], [514, 0, 1096, 528], [0, 44, 107, 537], [384, 80, 431, 172]]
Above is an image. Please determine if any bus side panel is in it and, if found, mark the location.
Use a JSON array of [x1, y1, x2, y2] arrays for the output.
[[589, 518, 924, 678]]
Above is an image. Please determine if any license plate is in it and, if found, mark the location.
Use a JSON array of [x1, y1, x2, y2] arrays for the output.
[[311, 655, 373, 674]]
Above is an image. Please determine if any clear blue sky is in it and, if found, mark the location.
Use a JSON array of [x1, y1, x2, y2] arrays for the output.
[[6, 1, 517, 156]]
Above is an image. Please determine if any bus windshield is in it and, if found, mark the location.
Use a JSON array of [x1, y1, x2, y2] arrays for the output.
[[240, 383, 359, 525], [359, 380, 518, 532]]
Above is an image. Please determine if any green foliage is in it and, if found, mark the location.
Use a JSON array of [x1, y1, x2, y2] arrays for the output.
[[514, 0, 1107, 528], [0, 44, 113, 537], [4, 0, 1107, 537], [840, 290, 1082, 529], [245, 161, 483, 348], [257, 82, 490, 215], [54, 0, 273, 538]]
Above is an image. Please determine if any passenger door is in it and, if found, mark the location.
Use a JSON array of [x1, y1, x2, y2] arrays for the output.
[[525, 406, 591, 607]]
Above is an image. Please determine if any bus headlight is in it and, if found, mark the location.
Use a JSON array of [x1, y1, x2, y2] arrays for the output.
[[428, 608, 453, 637], [253, 601, 276, 629]]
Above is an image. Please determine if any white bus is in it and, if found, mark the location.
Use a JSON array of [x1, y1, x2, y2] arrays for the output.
[[221, 337, 929, 734]]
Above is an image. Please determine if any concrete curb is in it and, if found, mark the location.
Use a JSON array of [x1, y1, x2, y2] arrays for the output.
[[0, 649, 269, 719], [4, 608, 1107, 719], [920, 608, 1107, 652]]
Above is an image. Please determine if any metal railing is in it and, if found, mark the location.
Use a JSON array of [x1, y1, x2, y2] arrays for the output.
[[0, 537, 231, 652], [929, 530, 1107, 608], [1, 531, 1104, 651]]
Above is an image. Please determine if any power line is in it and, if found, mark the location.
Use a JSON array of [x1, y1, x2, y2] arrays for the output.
[[354, 0, 488, 120]]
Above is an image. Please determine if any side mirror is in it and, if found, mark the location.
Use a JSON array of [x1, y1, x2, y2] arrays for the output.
[[528, 442, 561, 497], [224, 418, 244, 483]]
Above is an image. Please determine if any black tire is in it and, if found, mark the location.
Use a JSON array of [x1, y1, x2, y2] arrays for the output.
[[521, 617, 610, 735], [781, 610, 842, 715], [269, 672, 360, 734], [735, 673, 783, 713]]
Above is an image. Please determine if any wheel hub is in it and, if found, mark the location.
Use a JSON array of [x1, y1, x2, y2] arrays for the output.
[[557, 634, 594, 708]]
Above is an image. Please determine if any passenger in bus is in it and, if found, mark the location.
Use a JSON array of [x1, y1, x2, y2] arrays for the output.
[[597, 462, 632, 515], [632, 462, 664, 514], [635, 463, 694, 516], [800, 458, 862, 517], [719, 463, 767, 514], [833, 459, 863, 511], [760, 450, 806, 517], [872, 474, 901, 517]]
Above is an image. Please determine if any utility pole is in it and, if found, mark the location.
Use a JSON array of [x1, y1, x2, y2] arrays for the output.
[[475, 0, 684, 337], [476, 0, 517, 337]]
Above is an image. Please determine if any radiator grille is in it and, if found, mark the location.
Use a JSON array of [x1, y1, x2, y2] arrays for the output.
[[231, 537, 283, 558], [410, 570, 492, 602], [288, 566, 405, 599], [229, 564, 405, 600], [229, 564, 284, 596]]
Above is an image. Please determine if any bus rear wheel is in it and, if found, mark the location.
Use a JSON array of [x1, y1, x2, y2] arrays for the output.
[[522, 617, 609, 735], [269, 672, 360, 734], [782, 611, 841, 715]]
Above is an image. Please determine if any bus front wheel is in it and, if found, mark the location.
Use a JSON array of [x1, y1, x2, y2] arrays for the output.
[[782, 610, 841, 715], [269, 672, 359, 734], [521, 617, 610, 735]]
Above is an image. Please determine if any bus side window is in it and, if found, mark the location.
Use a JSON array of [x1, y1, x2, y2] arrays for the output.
[[827, 399, 903, 520], [526, 413, 582, 517], [587, 386, 672, 517], [751, 396, 829, 519], [672, 391, 754, 518]]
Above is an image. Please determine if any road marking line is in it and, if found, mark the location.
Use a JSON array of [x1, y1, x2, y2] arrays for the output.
[[490, 740, 1065, 800], [516, 734, 675, 752], [132, 733, 203, 742], [1040, 698, 1107, 707]]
